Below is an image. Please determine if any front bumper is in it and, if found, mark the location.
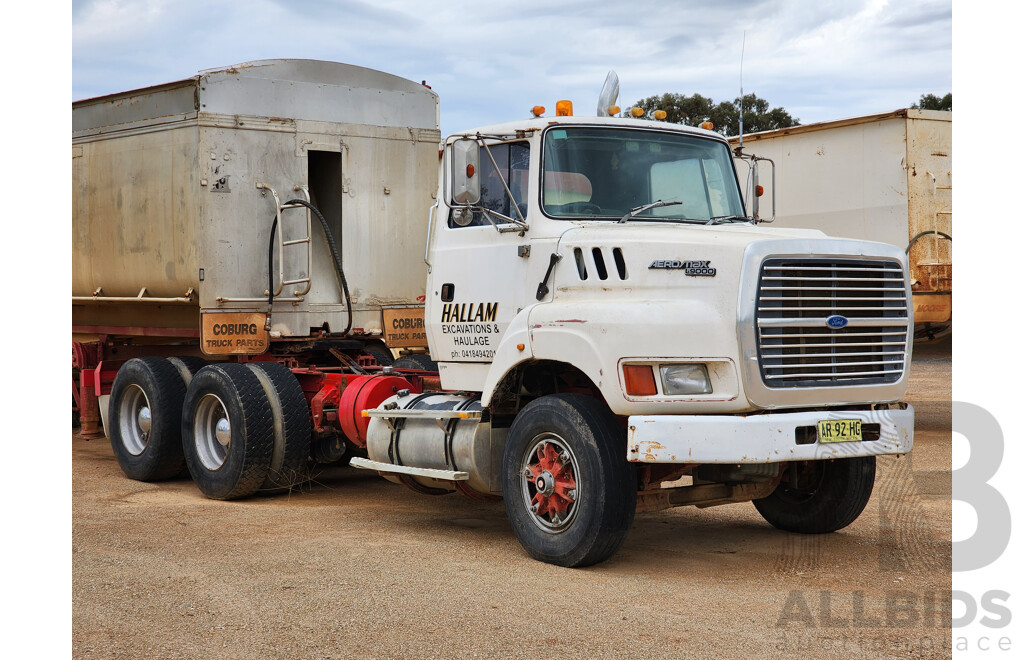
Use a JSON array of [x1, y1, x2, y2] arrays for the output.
[[626, 405, 913, 464]]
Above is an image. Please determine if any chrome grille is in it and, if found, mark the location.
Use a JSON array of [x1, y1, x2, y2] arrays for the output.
[[756, 258, 909, 387]]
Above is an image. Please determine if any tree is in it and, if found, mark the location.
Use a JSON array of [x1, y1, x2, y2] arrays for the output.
[[911, 93, 951, 111], [625, 92, 798, 137]]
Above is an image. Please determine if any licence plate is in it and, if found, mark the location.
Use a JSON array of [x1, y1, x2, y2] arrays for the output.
[[817, 419, 863, 443]]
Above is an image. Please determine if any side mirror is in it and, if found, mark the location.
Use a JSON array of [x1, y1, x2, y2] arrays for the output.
[[450, 139, 481, 205]]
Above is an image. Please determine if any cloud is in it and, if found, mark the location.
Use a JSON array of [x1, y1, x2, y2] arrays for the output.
[[72, 0, 951, 134]]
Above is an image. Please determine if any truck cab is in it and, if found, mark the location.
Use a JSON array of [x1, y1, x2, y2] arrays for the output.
[[413, 115, 913, 565]]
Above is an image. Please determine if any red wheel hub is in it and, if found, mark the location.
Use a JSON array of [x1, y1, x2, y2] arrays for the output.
[[526, 441, 577, 520]]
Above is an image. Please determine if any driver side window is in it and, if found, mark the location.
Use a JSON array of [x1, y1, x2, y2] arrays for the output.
[[448, 142, 530, 228]]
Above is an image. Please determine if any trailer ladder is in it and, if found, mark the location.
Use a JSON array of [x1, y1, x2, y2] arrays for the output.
[[216, 183, 314, 305]]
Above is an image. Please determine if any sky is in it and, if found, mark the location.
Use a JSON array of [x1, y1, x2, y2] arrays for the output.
[[70, 0, 952, 137]]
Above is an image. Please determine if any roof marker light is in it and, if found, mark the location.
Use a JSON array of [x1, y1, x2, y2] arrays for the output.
[[532, 105, 546, 117], [630, 107, 645, 118], [653, 110, 667, 120]]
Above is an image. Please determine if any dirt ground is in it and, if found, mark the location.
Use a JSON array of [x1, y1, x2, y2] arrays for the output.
[[72, 340, 951, 659]]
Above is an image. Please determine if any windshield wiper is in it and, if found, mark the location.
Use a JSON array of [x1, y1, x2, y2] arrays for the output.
[[706, 214, 752, 225], [618, 200, 683, 224]]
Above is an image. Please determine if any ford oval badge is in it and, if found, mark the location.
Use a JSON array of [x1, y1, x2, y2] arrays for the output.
[[826, 314, 849, 329]]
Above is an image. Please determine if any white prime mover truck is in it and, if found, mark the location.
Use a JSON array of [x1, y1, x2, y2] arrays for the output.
[[73, 60, 914, 567]]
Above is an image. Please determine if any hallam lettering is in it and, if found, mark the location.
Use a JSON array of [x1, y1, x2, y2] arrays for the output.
[[440, 302, 499, 323]]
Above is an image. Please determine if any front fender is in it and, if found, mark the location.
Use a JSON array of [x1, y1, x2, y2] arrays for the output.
[[519, 299, 747, 415]]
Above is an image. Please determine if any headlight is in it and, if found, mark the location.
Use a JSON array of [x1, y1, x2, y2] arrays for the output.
[[660, 364, 712, 395]]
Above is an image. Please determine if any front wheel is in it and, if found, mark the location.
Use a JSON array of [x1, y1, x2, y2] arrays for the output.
[[502, 394, 636, 567], [753, 457, 876, 534]]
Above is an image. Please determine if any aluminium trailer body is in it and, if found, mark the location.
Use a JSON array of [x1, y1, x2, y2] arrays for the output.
[[72, 60, 440, 434], [729, 109, 952, 340]]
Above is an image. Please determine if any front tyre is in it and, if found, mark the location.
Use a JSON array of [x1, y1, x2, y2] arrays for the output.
[[108, 357, 188, 481], [502, 394, 635, 567], [753, 457, 876, 534], [181, 364, 275, 500]]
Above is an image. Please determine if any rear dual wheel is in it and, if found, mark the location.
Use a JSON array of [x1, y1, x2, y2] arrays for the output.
[[181, 364, 276, 500], [181, 362, 312, 499], [108, 357, 188, 481], [246, 362, 312, 491], [392, 354, 438, 372], [362, 340, 394, 367], [110, 358, 313, 499]]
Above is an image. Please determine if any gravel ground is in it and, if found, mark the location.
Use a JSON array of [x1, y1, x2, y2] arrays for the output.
[[72, 342, 951, 659]]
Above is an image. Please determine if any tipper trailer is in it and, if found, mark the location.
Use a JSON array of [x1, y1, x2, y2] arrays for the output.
[[728, 109, 952, 341], [73, 60, 914, 567]]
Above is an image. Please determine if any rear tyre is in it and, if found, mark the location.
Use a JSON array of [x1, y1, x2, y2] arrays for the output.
[[753, 457, 876, 533], [393, 354, 438, 372], [108, 357, 187, 481], [502, 394, 636, 567], [246, 362, 312, 491], [181, 363, 275, 500], [362, 340, 394, 367], [167, 356, 208, 387]]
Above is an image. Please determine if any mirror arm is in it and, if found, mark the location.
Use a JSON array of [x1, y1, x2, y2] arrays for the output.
[[478, 207, 529, 234]]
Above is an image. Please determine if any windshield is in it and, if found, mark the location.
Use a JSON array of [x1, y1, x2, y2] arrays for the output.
[[542, 126, 745, 222]]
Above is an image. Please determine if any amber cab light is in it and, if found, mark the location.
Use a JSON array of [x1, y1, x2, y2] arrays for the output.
[[653, 110, 667, 120], [623, 364, 658, 396], [556, 100, 573, 116], [630, 107, 645, 118], [532, 105, 546, 117]]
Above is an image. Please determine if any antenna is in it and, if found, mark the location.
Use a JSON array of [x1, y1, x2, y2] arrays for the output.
[[738, 30, 746, 150]]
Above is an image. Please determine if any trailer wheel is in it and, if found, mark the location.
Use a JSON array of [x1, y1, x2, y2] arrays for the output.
[[392, 354, 438, 372], [753, 457, 876, 534], [167, 356, 207, 388], [108, 357, 188, 481], [181, 364, 274, 500], [246, 362, 312, 491], [502, 394, 636, 567]]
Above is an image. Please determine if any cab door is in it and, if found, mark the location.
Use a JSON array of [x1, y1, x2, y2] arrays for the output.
[[426, 141, 532, 365]]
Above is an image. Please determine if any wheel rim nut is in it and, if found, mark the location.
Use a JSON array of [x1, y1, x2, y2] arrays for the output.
[[215, 417, 231, 447], [137, 406, 152, 434]]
